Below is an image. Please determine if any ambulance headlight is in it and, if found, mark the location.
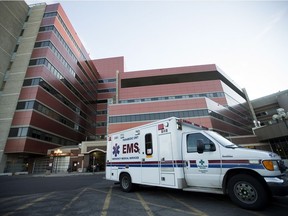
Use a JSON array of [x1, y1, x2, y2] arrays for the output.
[[262, 160, 279, 171]]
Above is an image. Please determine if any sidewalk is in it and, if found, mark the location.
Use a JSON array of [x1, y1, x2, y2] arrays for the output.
[[0, 171, 105, 177], [32, 171, 105, 177]]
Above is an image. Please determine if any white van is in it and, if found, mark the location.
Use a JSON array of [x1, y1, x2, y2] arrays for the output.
[[106, 117, 287, 210]]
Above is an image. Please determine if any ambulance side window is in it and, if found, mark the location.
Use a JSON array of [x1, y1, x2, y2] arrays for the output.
[[187, 133, 212, 153], [145, 133, 153, 155]]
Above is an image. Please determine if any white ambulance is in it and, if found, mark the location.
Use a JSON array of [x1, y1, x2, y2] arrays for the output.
[[106, 117, 288, 210]]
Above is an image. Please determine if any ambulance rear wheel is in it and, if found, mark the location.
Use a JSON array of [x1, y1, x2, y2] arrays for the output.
[[120, 173, 133, 192], [227, 174, 268, 210]]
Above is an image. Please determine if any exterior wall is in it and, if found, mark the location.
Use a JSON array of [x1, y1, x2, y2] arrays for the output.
[[0, 0, 29, 89], [252, 89, 288, 126], [108, 64, 252, 136], [0, 2, 45, 173], [109, 97, 251, 136], [252, 90, 288, 159], [93, 57, 124, 138], [2, 3, 100, 173]]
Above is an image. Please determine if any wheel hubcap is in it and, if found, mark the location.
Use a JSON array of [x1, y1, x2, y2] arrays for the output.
[[234, 182, 257, 204], [122, 177, 129, 189]]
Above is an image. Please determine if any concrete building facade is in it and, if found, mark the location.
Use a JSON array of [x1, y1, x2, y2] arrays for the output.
[[0, 2, 105, 173], [108, 64, 253, 137], [0, 1, 38, 172], [252, 90, 288, 159]]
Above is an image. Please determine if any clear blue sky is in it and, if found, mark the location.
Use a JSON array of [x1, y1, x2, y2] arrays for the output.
[[26, 0, 288, 100]]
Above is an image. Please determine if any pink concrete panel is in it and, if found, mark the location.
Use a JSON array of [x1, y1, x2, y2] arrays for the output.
[[97, 115, 107, 122], [5, 138, 59, 155], [4, 139, 26, 153], [30, 112, 85, 141], [121, 64, 217, 78], [40, 16, 56, 26], [24, 139, 59, 155], [19, 87, 38, 100], [11, 111, 33, 125], [45, 3, 60, 12], [93, 57, 124, 76], [96, 127, 106, 135], [97, 104, 107, 110], [108, 117, 213, 134], [119, 80, 223, 100], [109, 98, 208, 116], [210, 118, 249, 135]]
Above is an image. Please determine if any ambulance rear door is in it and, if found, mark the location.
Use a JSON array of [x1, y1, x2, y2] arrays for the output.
[[141, 127, 160, 185], [159, 132, 175, 186]]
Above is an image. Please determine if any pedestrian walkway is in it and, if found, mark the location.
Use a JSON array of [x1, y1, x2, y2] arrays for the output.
[[33, 171, 105, 177], [0, 171, 105, 177]]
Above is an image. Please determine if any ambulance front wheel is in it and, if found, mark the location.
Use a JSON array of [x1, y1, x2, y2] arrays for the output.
[[227, 174, 268, 210], [120, 173, 134, 192]]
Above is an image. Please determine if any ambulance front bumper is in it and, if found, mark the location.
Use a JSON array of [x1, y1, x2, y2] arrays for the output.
[[264, 174, 288, 196]]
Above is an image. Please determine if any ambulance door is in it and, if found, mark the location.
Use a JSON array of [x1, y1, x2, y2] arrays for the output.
[[183, 132, 222, 188], [141, 129, 160, 184], [159, 133, 175, 186]]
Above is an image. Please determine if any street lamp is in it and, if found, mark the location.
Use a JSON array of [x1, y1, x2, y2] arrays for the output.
[[272, 108, 288, 129]]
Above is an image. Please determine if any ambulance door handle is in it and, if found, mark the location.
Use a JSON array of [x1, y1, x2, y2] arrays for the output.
[[185, 161, 189, 167], [161, 157, 165, 161]]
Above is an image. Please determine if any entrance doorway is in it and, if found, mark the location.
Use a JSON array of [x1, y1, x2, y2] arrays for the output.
[[88, 150, 106, 172]]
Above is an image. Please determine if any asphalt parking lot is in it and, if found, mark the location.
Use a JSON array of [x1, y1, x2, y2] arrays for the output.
[[0, 173, 288, 216]]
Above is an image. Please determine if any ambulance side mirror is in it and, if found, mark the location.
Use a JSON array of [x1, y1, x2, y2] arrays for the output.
[[209, 143, 216, 151], [197, 140, 204, 154]]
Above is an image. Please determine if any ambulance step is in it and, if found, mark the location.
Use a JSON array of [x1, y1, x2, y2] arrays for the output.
[[183, 187, 223, 194]]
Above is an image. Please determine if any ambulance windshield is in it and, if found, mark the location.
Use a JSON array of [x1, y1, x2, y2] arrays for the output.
[[205, 131, 238, 148]]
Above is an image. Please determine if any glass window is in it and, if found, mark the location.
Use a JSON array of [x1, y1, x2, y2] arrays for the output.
[[29, 59, 37, 66], [187, 133, 213, 153], [25, 101, 34, 109], [19, 127, 28, 137], [145, 133, 153, 155], [31, 78, 40, 85], [8, 128, 18, 137], [16, 102, 25, 110], [32, 129, 41, 139]]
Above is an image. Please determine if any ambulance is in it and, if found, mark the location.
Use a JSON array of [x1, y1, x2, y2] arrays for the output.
[[106, 117, 288, 210]]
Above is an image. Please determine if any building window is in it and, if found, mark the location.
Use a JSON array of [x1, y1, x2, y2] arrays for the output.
[[97, 88, 116, 93], [109, 109, 209, 124], [8, 127, 78, 146], [98, 78, 116, 83], [39, 25, 77, 62], [8, 128, 19, 137], [43, 12, 57, 18], [16, 101, 34, 110], [96, 122, 107, 127]]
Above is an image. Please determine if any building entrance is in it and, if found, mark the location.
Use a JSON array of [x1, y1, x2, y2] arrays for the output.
[[87, 150, 106, 172]]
